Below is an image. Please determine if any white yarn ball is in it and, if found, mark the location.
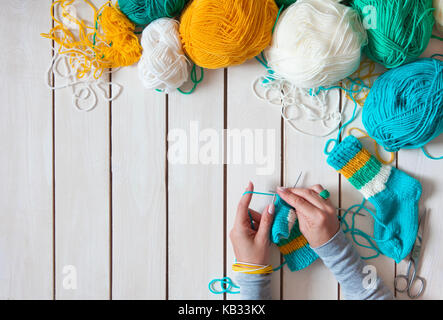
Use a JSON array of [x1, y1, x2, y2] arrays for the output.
[[138, 18, 190, 92], [265, 0, 367, 89]]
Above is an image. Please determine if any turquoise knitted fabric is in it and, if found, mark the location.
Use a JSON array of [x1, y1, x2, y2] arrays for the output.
[[327, 135, 422, 263], [271, 195, 318, 271]]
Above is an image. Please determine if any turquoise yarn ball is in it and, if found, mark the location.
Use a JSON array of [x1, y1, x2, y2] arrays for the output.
[[118, 0, 188, 26], [362, 58, 443, 153], [352, 0, 434, 68]]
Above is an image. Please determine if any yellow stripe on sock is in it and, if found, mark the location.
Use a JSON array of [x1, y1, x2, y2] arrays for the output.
[[339, 149, 372, 179], [279, 234, 308, 255]]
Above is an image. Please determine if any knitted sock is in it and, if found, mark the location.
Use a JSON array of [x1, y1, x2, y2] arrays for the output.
[[327, 135, 422, 263], [271, 195, 318, 271]]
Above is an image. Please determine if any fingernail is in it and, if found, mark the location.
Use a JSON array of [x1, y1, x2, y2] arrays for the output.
[[268, 203, 275, 215], [277, 186, 286, 192]]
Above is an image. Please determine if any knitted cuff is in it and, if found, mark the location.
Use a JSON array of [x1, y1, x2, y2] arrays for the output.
[[327, 135, 391, 199], [326, 135, 363, 171]]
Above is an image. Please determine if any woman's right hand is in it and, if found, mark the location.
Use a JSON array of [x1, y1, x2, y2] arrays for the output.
[[276, 184, 340, 248]]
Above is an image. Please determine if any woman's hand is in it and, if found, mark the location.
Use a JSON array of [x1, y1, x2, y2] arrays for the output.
[[230, 182, 275, 265], [276, 184, 339, 248]]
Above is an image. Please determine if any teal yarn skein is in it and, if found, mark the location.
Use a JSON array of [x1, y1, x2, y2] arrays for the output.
[[118, 0, 188, 26], [274, 0, 296, 6], [362, 58, 443, 157], [352, 0, 434, 68]]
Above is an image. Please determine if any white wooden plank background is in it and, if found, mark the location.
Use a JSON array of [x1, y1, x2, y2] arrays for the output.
[[0, 0, 442, 300], [0, 0, 53, 300]]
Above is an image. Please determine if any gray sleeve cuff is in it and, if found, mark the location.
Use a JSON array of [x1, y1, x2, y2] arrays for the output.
[[312, 229, 394, 300], [235, 273, 272, 300]]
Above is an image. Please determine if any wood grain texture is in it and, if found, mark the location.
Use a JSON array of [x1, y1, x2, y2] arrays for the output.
[[167, 70, 224, 299], [111, 65, 167, 299], [339, 81, 395, 298], [226, 60, 282, 300], [282, 95, 340, 299], [0, 0, 53, 300], [54, 0, 110, 299]]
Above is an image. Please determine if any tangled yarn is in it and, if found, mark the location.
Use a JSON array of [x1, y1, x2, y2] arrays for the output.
[[362, 58, 443, 155], [179, 0, 278, 69], [47, 49, 122, 111], [118, 0, 188, 26], [352, 0, 434, 69], [42, 0, 141, 79], [138, 18, 189, 92], [265, 0, 367, 89]]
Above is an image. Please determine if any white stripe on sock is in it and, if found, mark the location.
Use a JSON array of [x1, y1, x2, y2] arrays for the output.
[[360, 165, 392, 199]]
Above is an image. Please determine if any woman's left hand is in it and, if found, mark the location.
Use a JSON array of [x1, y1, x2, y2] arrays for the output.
[[229, 182, 275, 265]]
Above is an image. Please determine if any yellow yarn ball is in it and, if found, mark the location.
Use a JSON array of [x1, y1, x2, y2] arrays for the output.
[[179, 0, 278, 69], [99, 3, 142, 68]]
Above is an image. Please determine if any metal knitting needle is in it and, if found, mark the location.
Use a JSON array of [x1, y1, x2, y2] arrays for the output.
[[293, 171, 303, 188], [267, 171, 303, 193]]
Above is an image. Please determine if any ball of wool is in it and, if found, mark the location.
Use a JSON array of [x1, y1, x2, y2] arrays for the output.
[[179, 0, 278, 69], [265, 0, 367, 89], [352, 0, 434, 69], [99, 4, 142, 68], [434, 0, 443, 33], [118, 0, 188, 26], [362, 58, 443, 152], [138, 18, 189, 92]]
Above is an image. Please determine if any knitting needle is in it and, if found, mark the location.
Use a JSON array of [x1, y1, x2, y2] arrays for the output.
[[267, 171, 303, 193], [293, 171, 303, 188]]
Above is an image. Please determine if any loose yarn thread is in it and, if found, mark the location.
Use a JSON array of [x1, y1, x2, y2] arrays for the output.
[[179, 0, 278, 69], [208, 277, 240, 295], [47, 49, 122, 111], [253, 54, 342, 137], [118, 0, 187, 26], [362, 57, 443, 159], [265, 0, 367, 89], [352, 0, 434, 68], [42, 0, 142, 80], [138, 18, 190, 93]]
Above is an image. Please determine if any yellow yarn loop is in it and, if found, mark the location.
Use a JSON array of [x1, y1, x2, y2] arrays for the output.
[[347, 127, 396, 165], [342, 58, 382, 107], [179, 0, 278, 69], [41, 0, 141, 79], [232, 263, 274, 274]]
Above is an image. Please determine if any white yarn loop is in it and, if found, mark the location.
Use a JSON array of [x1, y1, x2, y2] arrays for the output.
[[265, 0, 367, 89], [138, 18, 190, 93], [252, 76, 342, 137], [46, 48, 122, 112]]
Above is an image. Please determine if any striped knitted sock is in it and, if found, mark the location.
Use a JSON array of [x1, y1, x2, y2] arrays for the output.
[[327, 135, 422, 263], [271, 195, 318, 271]]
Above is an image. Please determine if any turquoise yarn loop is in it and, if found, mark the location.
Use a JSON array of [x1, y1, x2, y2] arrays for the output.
[[362, 58, 443, 159], [352, 0, 434, 68], [118, 0, 188, 26], [208, 277, 240, 295], [340, 199, 394, 260], [177, 64, 204, 95]]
